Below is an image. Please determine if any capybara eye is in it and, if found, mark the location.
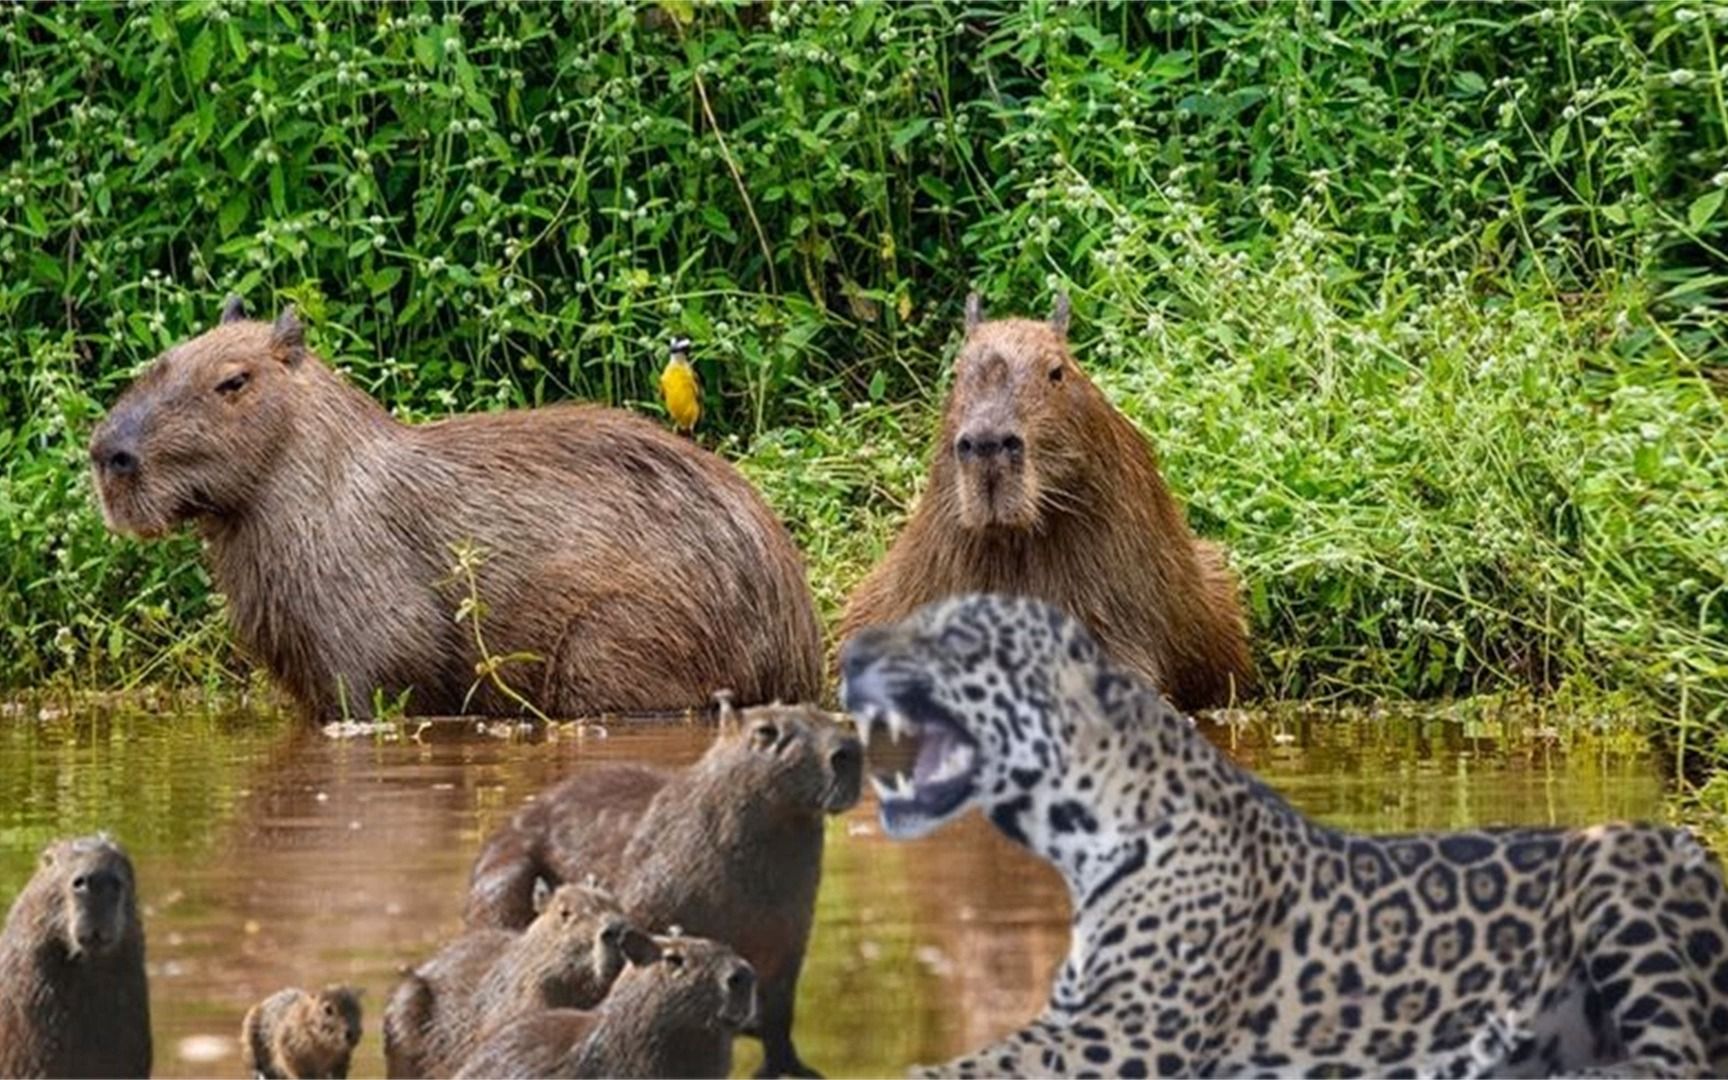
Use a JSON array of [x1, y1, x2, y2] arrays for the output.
[[71, 875, 87, 891], [1048, 365, 1064, 383], [215, 370, 251, 395], [751, 722, 778, 749], [665, 952, 685, 969], [323, 1003, 336, 1017]]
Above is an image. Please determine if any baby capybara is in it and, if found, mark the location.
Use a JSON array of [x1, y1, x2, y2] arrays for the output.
[[453, 934, 756, 1080], [464, 701, 861, 1078], [839, 294, 1253, 709], [383, 880, 653, 1078], [88, 298, 822, 720], [0, 835, 151, 1079], [242, 984, 363, 1080]]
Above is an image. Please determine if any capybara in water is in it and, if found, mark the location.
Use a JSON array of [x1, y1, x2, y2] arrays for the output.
[[454, 934, 756, 1080], [0, 834, 151, 1079], [839, 294, 1252, 709], [241, 984, 363, 1080], [464, 701, 862, 1078], [88, 298, 822, 720], [383, 880, 653, 1079]]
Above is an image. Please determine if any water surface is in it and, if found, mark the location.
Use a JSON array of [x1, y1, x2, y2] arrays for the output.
[[0, 700, 1665, 1078]]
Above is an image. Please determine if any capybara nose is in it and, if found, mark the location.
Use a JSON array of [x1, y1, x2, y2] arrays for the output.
[[955, 430, 1022, 461], [91, 439, 139, 477], [828, 739, 862, 780]]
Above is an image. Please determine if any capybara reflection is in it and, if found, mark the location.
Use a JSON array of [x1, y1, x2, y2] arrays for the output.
[[88, 299, 822, 720], [454, 934, 756, 1080], [383, 880, 653, 1078], [242, 984, 363, 1080], [0, 835, 151, 1079], [464, 701, 861, 1078], [839, 294, 1252, 710]]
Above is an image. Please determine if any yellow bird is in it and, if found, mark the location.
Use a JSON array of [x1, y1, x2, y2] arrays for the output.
[[659, 336, 701, 435]]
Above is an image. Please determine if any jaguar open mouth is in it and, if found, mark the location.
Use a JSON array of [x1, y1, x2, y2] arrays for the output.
[[842, 678, 981, 839]]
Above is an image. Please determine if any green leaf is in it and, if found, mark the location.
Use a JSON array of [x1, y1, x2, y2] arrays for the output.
[[217, 191, 249, 237], [1451, 70, 1486, 96], [185, 28, 215, 86], [1547, 123, 1567, 161], [1687, 189, 1724, 233], [414, 33, 439, 72], [367, 266, 402, 296]]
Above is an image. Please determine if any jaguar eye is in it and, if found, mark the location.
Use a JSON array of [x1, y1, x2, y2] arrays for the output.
[[215, 371, 251, 396]]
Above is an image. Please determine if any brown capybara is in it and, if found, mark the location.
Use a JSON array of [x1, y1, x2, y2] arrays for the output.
[[463, 701, 862, 1078], [453, 934, 756, 1080], [241, 984, 363, 1080], [0, 835, 151, 1079], [88, 298, 823, 721], [383, 880, 654, 1079], [839, 294, 1252, 710]]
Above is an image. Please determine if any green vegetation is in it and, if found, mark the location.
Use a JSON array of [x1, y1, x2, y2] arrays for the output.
[[1, 4, 1724, 788]]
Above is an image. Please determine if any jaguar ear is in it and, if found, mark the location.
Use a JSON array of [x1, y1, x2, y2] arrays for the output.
[[271, 306, 305, 366], [1049, 293, 1070, 338], [964, 292, 984, 333], [220, 294, 248, 325]]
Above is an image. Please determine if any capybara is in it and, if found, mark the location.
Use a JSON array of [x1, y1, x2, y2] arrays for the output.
[[88, 298, 823, 720], [383, 880, 653, 1079], [241, 984, 363, 1080], [0, 834, 151, 1079], [453, 934, 756, 1080], [838, 293, 1252, 710], [463, 701, 862, 1078]]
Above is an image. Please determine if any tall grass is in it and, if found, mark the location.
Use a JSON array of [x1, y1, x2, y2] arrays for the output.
[[1, 3, 1723, 779]]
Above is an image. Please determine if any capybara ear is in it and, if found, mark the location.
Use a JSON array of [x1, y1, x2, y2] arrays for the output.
[[220, 294, 249, 325], [531, 876, 553, 915], [964, 291, 984, 333], [713, 689, 738, 733], [620, 928, 661, 967], [271, 306, 306, 365], [1050, 293, 1071, 338]]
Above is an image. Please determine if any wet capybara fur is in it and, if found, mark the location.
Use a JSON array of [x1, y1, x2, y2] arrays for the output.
[[464, 702, 862, 1078], [839, 294, 1253, 710], [0, 835, 151, 1079], [383, 880, 653, 1079], [454, 934, 756, 1080], [242, 984, 363, 1080], [88, 298, 822, 720]]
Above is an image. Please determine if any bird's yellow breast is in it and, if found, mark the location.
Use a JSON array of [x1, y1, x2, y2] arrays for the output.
[[659, 357, 701, 432]]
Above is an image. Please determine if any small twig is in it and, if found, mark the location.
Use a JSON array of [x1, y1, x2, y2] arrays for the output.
[[680, 27, 778, 293]]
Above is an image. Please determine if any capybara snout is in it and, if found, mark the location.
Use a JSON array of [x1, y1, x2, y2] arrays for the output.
[[66, 861, 133, 957], [719, 955, 760, 1028]]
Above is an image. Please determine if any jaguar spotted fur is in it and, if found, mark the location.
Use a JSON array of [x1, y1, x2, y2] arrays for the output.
[[840, 593, 1728, 1079]]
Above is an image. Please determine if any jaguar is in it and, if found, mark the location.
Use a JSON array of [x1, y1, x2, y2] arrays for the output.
[[840, 593, 1728, 1079]]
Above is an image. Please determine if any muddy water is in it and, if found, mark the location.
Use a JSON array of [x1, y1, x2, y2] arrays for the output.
[[0, 701, 1664, 1078]]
